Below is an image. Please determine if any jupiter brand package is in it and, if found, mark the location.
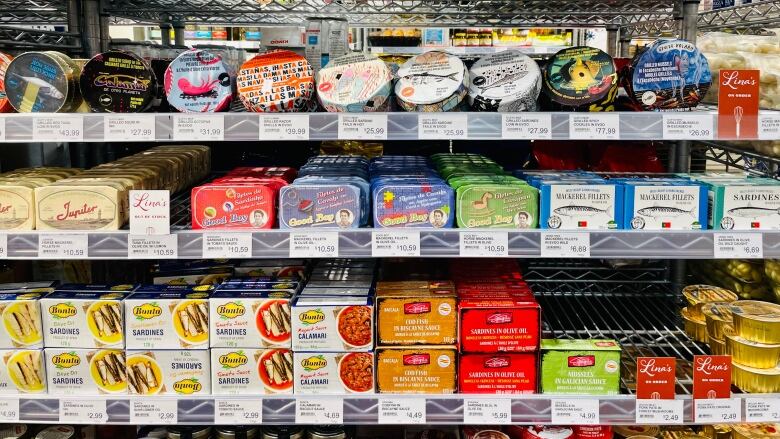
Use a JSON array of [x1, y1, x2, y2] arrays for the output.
[[125, 349, 210, 396], [45, 348, 126, 395], [540, 182, 623, 230]]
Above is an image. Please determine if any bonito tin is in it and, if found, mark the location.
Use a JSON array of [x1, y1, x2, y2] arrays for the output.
[[80, 50, 157, 113], [164, 49, 234, 113]]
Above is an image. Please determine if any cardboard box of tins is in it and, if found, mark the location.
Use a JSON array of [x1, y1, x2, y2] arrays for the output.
[[293, 351, 374, 394], [0, 291, 44, 349], [124, 285, 213, 350], [375, 346, 456, 394], [376, 281, 457, 346], [40, 284, 137, 348], [209, 287, 293, 348], [458, 353, 537, 394], [0, 349, 45, 394], [211, 348, 293, 395], [458, 293, 540, 353], [540, 339, 621, 395], [291, 295, 373, 351], [126, 350, 211, 396], [44, 348, 126, 395]]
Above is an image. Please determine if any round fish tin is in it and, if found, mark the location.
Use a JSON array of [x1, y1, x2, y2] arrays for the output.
[[395, 51, 468, 112], [237, 49, 314, 112], [543, 46, 618, 111], [0, 52, 13, 113], [628, 39, 711, 110], [316, 53, 392, 112], [468, 50, 542, 112], [164, 49, 234, 113], [80, 50, 157, 113], [5, 51, 79, 113]]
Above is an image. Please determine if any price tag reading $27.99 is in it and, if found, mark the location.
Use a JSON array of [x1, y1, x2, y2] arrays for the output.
[[105, 115, 156, 141]]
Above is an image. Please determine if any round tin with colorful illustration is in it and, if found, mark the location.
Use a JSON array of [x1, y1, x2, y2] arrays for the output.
[[4, 51, 80, 113], [164, 49, 234, 113], [316, 53, 392, 112], [468, 50, 542, 112], [80, 50, 157, 113], [0, 52, 13, 113], [237, 50, 314, 113], [395, 51, 468, 112], [543, 46, 618, 111]]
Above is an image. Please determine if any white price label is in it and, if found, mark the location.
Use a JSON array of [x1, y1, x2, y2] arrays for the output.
[[746, 398, 780, 422], [0, 233, 8, 259], [459, 231, 509, 257], [59, 399, 107, 424], [463, 399, 512, 425], [502, 114, 552, 139], [551, 399, 600, 425], [33, 116, 83, 142], [105, 115, 155, 141], [130, 399, 178, 424], [38, 234, 88, 259], [694, 398, 741, 423], [759, 114, 780, 140], [419, 114, 468, 139], [569, 114, 620, 140], [295, 399, 343, 424], [663, 114, 714, 140], [541, 232, 590, 258], [636, 399, 684, 424], [0, 399, 19, 421], [0, 118, 5, 142], [378, 398, 426, 424], [714, 233, 763, 259], [215, 399, 263, 424], [260, 114, 309, 140], [173, 115, 224, 141], [338, 114, 387, 140], [202, 233, 253, 258], [289, 232, 339, 258], [128, 234, 178, 259], [372, 231, 421, 257]]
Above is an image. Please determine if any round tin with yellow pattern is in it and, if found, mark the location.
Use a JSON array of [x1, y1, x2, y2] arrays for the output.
[[733, 362, 780, 393], [682, 285, 738, 320], [701, 425, 731, 439], [681, 307, 707, 342], [709, 334, 726, 355], [732, 424, 780, 439], [725, 326, 780, 369], [702, 302, 733, 341], [730, 300, 780, 344], [614, 427, 661, 439]]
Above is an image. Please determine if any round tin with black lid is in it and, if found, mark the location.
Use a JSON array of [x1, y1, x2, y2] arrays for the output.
[[217, 426, 259, 439], [542, 46, 618, 111], [261, 426, 305, 439], [166, 427, 212, 439], [308, 427, 347, 439], [79, 50, 157, 113]]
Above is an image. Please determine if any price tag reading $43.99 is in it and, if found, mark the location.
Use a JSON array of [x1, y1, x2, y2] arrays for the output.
[[33, 116, 83, 142]]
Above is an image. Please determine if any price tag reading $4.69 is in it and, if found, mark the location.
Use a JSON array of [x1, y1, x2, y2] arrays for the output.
[[295, 399, 343, 424]]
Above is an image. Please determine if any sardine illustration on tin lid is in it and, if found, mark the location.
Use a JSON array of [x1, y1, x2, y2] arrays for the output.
[[164, 49, 234, 113], [468, 50, 542, 112]]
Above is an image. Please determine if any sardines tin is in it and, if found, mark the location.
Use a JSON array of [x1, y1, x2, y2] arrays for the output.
[[291, 296, 374, 351], [373, 183, 454, 228], [0, 292, 44, 348], [375, 346, 457, 393], [124, 285, 213, 350], [211, 348, 293, 395], [44, 348, 126, 395], [458, 353, 537, 394], [395, 51, 468, 112], [467, 50, 542, 112], [459, 296, 541, 353], [708, 181, 780, 230], [316, 53, 393, 112], [623, 181, 707, 230], [191, 184, 277, 229], [293, 351, 375, 394], [40, 284, 136, 348], [456, 184, 539, 228], [0, 349, 45, 394], [209, 290, 292, 348], [540, 182, 623, 230], [279, 184, 362, 228], [164, 49, 234, 113], [540, 339, 621, 395], [376, 284, 457, 345], [125, 350, 211, 396]]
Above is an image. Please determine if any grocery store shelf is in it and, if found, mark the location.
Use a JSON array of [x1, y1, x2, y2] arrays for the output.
[[368, 46, 567, 56], [698, 0, 780, 33], [105, 0, 675, 27], [0, 25, 81, 50], [3, 111, 778, 142], [0, 0, 68, 24], [700, 141, 780, 178]]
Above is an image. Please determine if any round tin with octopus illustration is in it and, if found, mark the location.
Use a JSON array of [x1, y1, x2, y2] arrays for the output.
[[80, 50, 157, 113], [543, 46, 618, 111], [164, 49, 234, 113], [468, 50, 542, 112]]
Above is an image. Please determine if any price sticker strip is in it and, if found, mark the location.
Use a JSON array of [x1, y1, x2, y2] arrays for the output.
[[694, 398, 742, 424], [463, 399, 512, 424], [59, 399, 108, 424], [378, 399, 426, 424], [550, 399, 600, 425]]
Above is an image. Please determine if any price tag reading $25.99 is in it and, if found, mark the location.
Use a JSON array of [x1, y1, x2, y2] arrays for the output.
[[418, 114, 468, 139], [338, 114, 387, 140]]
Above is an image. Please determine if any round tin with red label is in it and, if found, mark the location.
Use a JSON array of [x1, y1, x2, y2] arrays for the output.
[[574, 426, 612, 439], [519, 426, 574, 439], [237, 50, 314, 112]]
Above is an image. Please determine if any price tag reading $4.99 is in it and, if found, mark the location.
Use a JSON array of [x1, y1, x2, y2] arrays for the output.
[[60, 400, 107, 424], [130, 400, 178, 424], [295, 399, 343, 424], [0, 399, 19, 422], [463, 399, 512, 424], [551, 399, 600, 425], [378, 399, 426, 424]]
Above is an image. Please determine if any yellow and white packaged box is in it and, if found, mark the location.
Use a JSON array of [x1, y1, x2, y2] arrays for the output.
[[0, 349, 46, 394], [126, 350, 211, 396], [124, 285, 213, 350], [44, 348, 126, 395], [211, 348, 293, 395], [40, 284, 137, 348], [0, 291, 44, 349]]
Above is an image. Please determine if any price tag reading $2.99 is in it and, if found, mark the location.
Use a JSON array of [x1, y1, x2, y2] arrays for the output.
[[60, 400, 107, 424], [130, 400, 178, 424]]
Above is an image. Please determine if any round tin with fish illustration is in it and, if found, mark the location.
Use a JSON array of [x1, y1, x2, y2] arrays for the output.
[[80, 50, 157, 113], [4, 51, 79, 113], [237, 49, 314, 113], [468, 50, 542, 112], [395, 51, 468, 112], [628, 39, 711, 111], [316, 53, 392, 112], [164, 48, 234, 113], [543, 46, 618, 111], [0, 52, 13, 113]]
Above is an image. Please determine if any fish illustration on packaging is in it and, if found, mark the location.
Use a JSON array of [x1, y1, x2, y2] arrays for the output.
[[553, 205, 610, 217], [9, 73, 64, 100], [637, 206, 696, 218], [727, 206, 780, 218]]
